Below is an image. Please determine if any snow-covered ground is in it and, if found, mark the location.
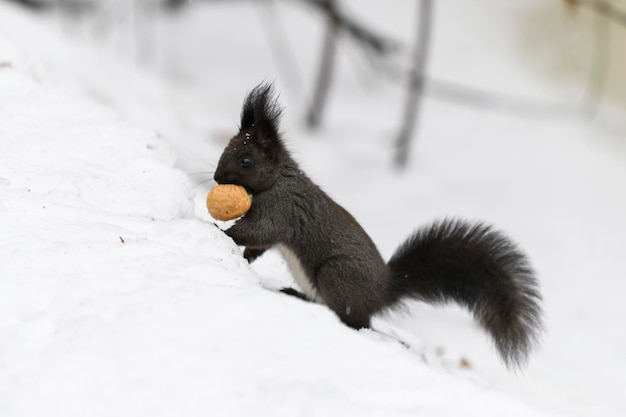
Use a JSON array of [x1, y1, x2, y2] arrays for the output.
[[1, 1, 625, 416]]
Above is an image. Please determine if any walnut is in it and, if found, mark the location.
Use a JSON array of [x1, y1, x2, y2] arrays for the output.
[[206, 184, 252, 221]]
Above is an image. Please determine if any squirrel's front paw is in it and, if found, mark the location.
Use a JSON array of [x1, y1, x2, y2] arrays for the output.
[[243, 247, 266, 263]]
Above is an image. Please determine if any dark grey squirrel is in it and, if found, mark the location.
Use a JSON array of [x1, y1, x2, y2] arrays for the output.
[[214, 83, 543, 368]]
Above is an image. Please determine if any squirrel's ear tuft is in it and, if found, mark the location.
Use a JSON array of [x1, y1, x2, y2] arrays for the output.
[[240, 82, 282, 133], [240, 82, 284, 160]]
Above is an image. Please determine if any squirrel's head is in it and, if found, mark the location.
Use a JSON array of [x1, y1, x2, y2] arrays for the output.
[[214, 83, 288, 194]]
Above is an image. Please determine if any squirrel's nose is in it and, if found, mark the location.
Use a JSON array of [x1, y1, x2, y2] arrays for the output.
[[213, 170, 234, 185]]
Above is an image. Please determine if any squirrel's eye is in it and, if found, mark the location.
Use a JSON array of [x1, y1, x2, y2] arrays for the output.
[[241, 158, 251, 168]]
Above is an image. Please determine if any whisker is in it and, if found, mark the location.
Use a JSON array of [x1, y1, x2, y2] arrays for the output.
[[183, 149, 217, 169], [193, 178, 217, 190], [187, 171, 216, 176]]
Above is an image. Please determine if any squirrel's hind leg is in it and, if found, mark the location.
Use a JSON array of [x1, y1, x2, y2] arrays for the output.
[[279, 288, 371, 329], [280, 287, 312, 302]]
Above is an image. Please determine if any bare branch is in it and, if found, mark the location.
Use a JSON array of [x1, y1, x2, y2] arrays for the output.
[[569, 0, 626, 27], [395, 0, 433, 168], [302, 0, 400, 56], [306, 0, 340, 128]]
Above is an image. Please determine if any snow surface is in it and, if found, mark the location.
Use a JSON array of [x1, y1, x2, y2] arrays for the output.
[[1, 1, 625, 417]]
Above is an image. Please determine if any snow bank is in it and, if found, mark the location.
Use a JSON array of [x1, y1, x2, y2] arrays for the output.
[[0, 55, 556, 417], [0, 5, 560, 417]]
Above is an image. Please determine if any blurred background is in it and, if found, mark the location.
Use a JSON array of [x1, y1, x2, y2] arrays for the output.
[[2, 1, 625, 417], [4, 0, 625, 161]]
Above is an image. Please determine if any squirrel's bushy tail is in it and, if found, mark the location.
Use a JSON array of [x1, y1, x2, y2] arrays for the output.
[[387, 218, 543, 368]]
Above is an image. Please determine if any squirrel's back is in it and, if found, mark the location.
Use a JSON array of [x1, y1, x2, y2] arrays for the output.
[[261, 167, 393, 320]]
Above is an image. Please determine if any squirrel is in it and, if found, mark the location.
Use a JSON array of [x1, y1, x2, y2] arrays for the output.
[[213, 83, 543, 368]]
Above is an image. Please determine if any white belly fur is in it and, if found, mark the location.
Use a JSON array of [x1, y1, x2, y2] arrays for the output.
[[277, 244, 324, 304]]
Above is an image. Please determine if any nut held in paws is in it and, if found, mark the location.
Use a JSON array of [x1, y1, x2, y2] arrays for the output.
[[206, 184, 252, 221]]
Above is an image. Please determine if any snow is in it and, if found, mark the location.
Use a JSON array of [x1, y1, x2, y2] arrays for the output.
[[1, 1, 625, 417]]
